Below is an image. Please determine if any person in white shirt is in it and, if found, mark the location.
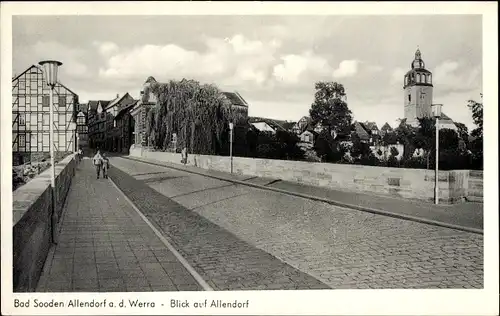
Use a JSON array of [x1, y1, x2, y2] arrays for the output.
[[92, 150, 104, 179]]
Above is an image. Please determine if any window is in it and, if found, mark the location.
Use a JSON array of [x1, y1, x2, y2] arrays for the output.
[[31, 114, 37, 126], [43, 113, 50, 125], [42, 96, 49, 108], [59, 113, 66, 126], [19, 134, 26, 147], [428, 74, 432, 84], [408, 94, 411, 102], [19, 114, 26, 126], [42, 133, 50, 151], [77, 115, 85, 125], [31, 80, 37, 90], [59, 96, 66, 107], [416, 74, 420, 83]]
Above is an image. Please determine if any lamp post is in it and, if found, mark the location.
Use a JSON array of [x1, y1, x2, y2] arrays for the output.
[[39, 60, 62, 243], [69, 122, 77, 153], [229, 122, 234, 174], [432, 104, 442, 205]]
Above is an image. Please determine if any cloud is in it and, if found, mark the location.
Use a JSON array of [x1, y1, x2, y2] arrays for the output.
[[272, 51, 331, 84], [433, 60, 482, 93], [99, 34, 280, 87], [332, 60, 359, 78], [390, 67, 406, 85], [30, 41, 91, 78], [94, 41, 119, 56]]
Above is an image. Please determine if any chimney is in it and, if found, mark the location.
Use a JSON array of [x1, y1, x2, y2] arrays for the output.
[[116, 94, 119, 99]]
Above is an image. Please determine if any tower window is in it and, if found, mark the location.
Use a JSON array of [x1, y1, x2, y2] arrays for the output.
[[408, 94, 411, 102]]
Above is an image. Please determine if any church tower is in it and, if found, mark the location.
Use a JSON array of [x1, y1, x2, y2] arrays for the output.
[[403, 48, 433, 127]]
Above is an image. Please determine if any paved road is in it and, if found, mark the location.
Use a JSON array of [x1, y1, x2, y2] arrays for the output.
[[109, 157, 483, 289]]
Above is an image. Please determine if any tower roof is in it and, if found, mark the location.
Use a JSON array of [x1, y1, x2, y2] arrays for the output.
[[411, 47, 426, 70]]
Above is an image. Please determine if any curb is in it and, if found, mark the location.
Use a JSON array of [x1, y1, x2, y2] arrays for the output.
[[124, 156, 483, 236]]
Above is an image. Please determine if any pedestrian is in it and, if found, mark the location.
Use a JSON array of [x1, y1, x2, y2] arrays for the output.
[[181, 147, 188, 165], [102, 152, 110, 179], [92, 150, 103, 179]]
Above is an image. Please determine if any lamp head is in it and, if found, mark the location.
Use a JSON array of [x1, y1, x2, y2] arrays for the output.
[[229, 122, 234, 130], [39, 60, 63, 88], [431, 104, 443, 118]]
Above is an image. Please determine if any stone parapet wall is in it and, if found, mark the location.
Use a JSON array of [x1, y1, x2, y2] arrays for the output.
[[130, 147, 482, 204], [12, 154, 76, 292]]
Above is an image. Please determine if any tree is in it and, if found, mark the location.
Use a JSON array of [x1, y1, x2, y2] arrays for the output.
[[468, 94, 483, 138], [144, 79, 247, 155], [467, 94, 483, 170], [313, 129, 346, 163], [309, 82, 353, 136]]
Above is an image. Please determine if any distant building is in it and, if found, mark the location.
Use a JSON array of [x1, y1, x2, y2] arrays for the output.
[[87, 100, 111, 150], [105, 93, 135, 151], [113, 100, 138, 154], [299, 130, 318, 149], [403, 48, 457, 131], [12, 65, 78, 165], [380, 122, 393, 136], [248, 116, 290, 134]]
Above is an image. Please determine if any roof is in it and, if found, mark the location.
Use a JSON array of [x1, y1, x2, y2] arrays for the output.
[[12, 65, 78, 96], [440, 112, 453, 122], [222, 91, 249, 107], [88, 101, 99, 111], [363, 121, 379, 131], [105, 93, 132, 110], [115, 100, 139, 120], [381, 122, 393, 131], [248, 116, 287, 131], [353, 121, 371, 140], [78, 103, 88, 113]]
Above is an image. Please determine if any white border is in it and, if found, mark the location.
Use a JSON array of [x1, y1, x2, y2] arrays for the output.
[[1, 2, 498, 315]]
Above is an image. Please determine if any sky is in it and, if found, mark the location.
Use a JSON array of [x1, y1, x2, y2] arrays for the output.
[[12, 15, 483, 130]]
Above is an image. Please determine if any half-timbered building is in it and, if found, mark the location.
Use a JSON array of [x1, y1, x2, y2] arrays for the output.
[[12, 65, 79, 165]]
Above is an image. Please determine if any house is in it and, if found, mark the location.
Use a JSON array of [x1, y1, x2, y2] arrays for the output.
[[87, 100, 111, 150], [380, 122, 393, 136], [292, 116, 312, 135], [12, 65, 79, 165], [113, 100, 138, 154], [299, 130, 318, 149], [352, 121, 381, 145], [437, 112, 458, 132], [104, 93, 135, 151]]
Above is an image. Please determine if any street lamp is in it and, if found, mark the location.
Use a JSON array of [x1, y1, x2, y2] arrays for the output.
[[432, 103, 443, 205], [39, 60, 62, 243], [229, 122, 234, 174]]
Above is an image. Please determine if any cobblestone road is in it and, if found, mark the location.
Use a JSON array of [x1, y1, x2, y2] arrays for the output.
[[109, 157, 483, 289]]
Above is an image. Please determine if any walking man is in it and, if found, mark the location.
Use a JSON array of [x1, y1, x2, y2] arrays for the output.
[[92, 150, 103, 179]]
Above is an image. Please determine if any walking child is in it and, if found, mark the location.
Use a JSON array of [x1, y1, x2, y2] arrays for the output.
[[102, 153, 110, 179]]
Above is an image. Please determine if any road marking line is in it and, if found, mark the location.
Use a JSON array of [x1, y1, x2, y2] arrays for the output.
[[108, 177, 214, 291]]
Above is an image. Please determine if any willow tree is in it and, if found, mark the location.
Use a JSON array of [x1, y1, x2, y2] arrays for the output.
[[143, 79, 247, 155]]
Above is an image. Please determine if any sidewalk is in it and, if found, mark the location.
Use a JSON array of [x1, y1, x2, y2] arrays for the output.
[[126, 156, 483, 232], [36, 158, 202, 292]]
